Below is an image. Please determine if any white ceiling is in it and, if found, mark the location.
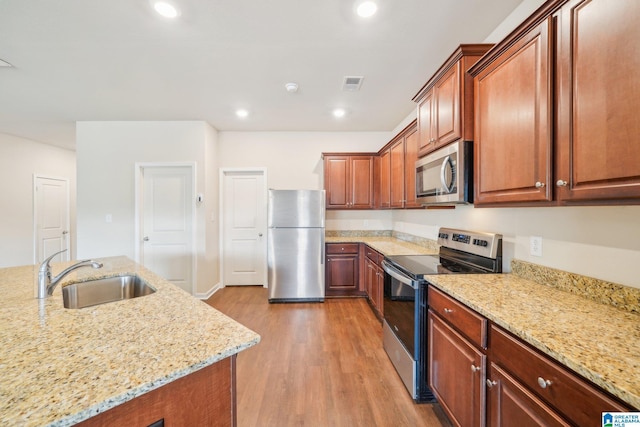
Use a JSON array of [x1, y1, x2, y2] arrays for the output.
[[0, 0, 525, 150]]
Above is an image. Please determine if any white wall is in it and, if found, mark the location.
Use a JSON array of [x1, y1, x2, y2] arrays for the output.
[[0, 133, 76, 267], [218, 131, 391, 190], [392, 206, 640, 289], [76, 121, 219, 295]]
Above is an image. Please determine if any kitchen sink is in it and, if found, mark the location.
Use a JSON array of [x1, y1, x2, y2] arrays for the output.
[[62, 275, 156, 309]]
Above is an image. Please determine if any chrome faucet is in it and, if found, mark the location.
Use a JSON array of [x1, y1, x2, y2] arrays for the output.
[[37, 249, 103, 298]]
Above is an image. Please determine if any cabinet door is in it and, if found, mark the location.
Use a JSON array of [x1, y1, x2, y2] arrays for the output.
[[379, 150, 391, 208], [556, 0, 640, 201], [403, 125, 420, 208], [364, 257, 376, 304], [429, 310, 485, 427], [474, 18, 553, 205], [326, 254, 359, 296], [324, 156, 350, 208], [417, 89, 435, 156], [350, 156, 374, 208], [434, 62, 461, 148], [390, 138, 405, 207], [487, 362, 570, 427], [374, 264, 384, 316]]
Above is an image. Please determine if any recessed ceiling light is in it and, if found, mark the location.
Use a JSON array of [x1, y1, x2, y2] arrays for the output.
[[152, 1, 181, 18], [332, 108, 346, 118], [285, 82, 299, 93], [356, 1, 378, 18], [236, 109, 249, 118]]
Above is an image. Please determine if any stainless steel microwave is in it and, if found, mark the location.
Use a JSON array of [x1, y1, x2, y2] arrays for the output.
[[415, 140, 473, 205]]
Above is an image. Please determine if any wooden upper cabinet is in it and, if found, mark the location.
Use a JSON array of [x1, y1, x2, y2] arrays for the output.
[[434, 63, 461, 145], [377, 120, 419, 209], [403, 125, 420, 208], [555, 0, 640, 202], [323, 154, 375, 209], [389, 138, 405, 208], [472, 17, 553, 205], [470, 0, 640, 206], [379, 150, 391, 208], [413, 44, 493, 158], [417, 90, 435, 155]]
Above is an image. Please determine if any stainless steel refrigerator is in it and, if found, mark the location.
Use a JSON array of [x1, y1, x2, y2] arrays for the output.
[[267, 189, 325, 302]]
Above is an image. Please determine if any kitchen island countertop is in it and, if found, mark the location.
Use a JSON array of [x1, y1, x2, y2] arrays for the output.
[[0, 256, 260, 427]]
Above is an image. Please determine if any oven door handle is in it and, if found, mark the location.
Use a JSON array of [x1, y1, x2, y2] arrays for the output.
[[382, 260, 419, 289]]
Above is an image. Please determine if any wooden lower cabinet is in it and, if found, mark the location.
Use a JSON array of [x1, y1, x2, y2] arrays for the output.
[[428, 286, 635, 427], [428, 309, 486, 427], [487, 362, 570, 427], [76, 356, 236, 427], [325, 243, 361, 297], [489, 324, 631, 427], [363, 245, 384, 318]]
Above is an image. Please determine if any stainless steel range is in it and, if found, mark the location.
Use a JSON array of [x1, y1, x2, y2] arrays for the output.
[[381, 227, 502, 402]]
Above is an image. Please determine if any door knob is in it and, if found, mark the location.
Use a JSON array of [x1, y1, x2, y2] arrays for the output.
[[258, 233, 263, 237], [143, 236, 149, 242], [62, 230, 69, 235]]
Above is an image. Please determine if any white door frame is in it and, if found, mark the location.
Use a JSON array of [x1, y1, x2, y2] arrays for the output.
[[219, 167, 268, 288], [33, 174, 70, 264], [134, 162, 197, 293]]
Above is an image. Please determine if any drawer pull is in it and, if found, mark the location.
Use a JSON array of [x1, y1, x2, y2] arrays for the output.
[[537, 377, 553, 389], [471, 364, 481, 373], [486, 379, 497, 388], [443, 308, 454, 314]]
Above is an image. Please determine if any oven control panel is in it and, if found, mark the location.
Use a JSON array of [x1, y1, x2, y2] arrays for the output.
[[437, 228, 502, 259]]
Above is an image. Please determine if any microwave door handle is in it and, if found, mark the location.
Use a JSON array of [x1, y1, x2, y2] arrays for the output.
[[440, 156, 451, 191]]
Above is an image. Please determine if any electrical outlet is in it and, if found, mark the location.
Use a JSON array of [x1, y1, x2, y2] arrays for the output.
[[530, 236, 543, 257]]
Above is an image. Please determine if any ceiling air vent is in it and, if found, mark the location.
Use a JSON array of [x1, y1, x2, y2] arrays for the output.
[[342, 76, 364, 91]]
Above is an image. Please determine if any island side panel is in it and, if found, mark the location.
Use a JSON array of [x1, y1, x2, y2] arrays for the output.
[[75, 355, 236, 427]]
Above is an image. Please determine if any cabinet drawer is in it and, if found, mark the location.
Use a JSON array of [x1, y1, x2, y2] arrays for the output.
[[490, 324, 631, 427], [428, 286, 487, 349], [326, 243, 359, 254], [364, 245, 382, 264]]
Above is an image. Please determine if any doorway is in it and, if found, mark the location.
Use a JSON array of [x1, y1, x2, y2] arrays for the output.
[[136, 164, 195, 294], [220, 168, 267, 287], [33, 175, 70, 264]]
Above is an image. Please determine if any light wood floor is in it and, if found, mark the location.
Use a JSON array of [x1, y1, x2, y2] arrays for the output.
[[207, 286, 451, 427]]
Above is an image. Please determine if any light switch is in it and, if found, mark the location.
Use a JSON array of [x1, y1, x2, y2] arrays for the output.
[[105, 214, 112, 223]]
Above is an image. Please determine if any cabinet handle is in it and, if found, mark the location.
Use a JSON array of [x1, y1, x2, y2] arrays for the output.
[[443, 308, 453, 314], [471, 364, 481, 373], [556, 180, 568, 187], [537, 377, 552, 389], [535, 181, 545, 188], [486, 379, 497, 388]]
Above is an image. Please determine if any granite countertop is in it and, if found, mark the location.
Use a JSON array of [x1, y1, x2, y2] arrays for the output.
[[325, 235, 437, 256], [426, 273, 640, 409], [0, 256, 260, 427]]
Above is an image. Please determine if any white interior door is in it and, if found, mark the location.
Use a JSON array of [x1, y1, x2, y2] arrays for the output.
[[141, 166, 194, 294], [222, 169, 266, 286], [34, 176, 70, 263]]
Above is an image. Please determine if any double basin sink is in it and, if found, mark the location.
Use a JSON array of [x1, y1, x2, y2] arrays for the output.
[[62, 275, 156, 309]]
